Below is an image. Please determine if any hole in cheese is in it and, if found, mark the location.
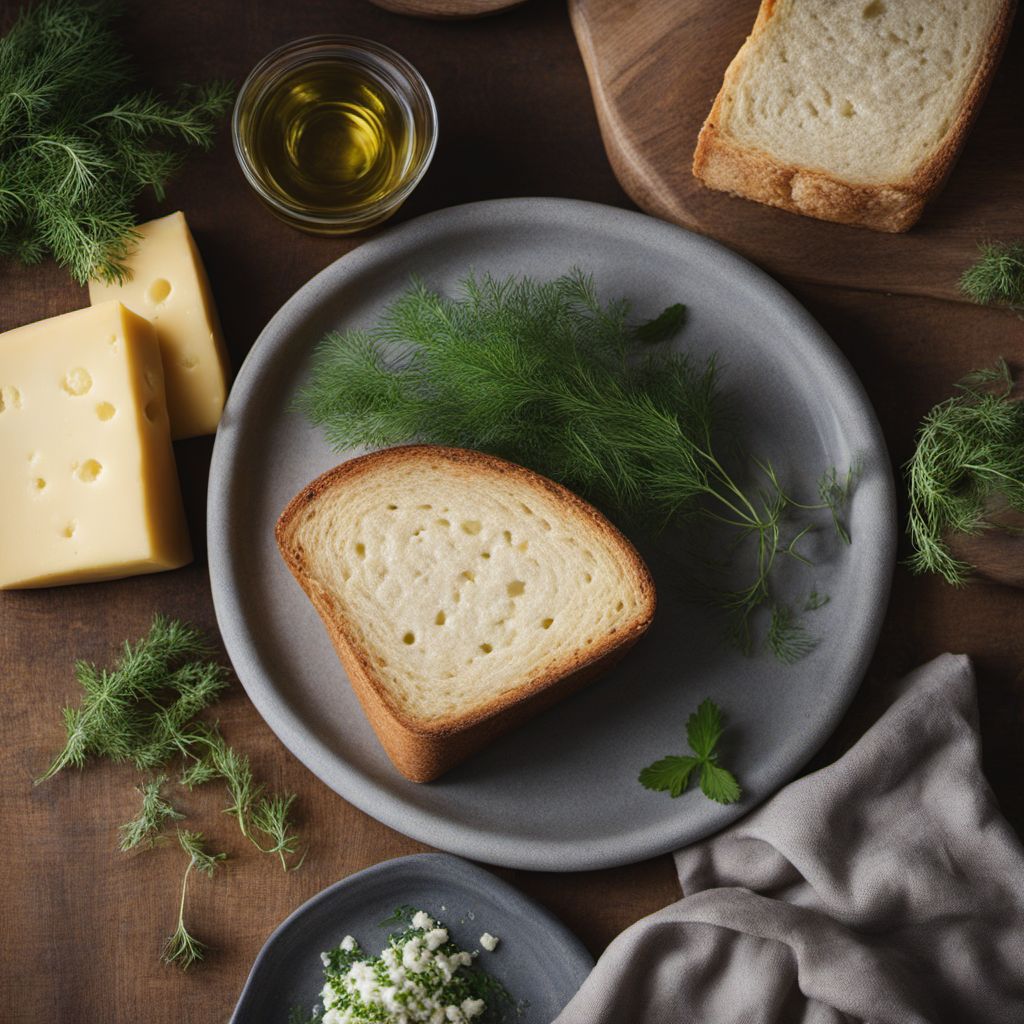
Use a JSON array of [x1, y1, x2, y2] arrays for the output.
[[541, 617, 554, 629], [181, 354, 199, 370], [355, 542, 366, 558], [33, 478, 46, 492], [436, 518, 450, 528], [62, 522, 77, 539], [62, 369, 92, 396], [461, 520, 482, 535], [461, 570, 475, 582], [96, 402, 116, 421], [479, 643, 493, 654], [435, 611, 446, 626], [507, 580, 525, 598], [147, 278, 172, 304], [144, 400, 160, 421], [402, 632, 415, 645], [75, 459, 103, 483]]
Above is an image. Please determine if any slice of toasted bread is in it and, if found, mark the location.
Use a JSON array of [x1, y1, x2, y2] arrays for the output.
[[692, 0, 1016, 232], [275, 445, 656, 782]]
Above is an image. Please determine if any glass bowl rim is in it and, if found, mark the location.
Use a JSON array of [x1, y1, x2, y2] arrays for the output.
[[231, 34, 439, 230]]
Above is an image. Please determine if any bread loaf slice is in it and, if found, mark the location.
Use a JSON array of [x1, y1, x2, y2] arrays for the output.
[[276, 445, 656, 782], [692, 0, 1015, 232]]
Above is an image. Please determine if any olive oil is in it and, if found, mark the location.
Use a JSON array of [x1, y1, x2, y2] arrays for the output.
[[245, 62, 412, 213], [234, 38, 436, 233]]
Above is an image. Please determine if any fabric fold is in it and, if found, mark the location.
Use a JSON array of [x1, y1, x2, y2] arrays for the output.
[[553, 654, 1024, 1024]]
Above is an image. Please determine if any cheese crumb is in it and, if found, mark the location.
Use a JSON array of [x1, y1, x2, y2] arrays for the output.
[[314, 909, 502, 1023], [478, 932, 499, 952]]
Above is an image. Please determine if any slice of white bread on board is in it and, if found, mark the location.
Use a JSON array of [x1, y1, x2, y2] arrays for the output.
[[693, 0, 1016, 231]]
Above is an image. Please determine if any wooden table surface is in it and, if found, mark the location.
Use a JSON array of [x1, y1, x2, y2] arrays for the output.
[[2, 2, 1022, 1022]]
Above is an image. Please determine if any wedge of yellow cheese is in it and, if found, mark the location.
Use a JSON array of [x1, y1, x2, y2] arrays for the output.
[[88, 211, 229, 440], [0, 302, 192, 589]]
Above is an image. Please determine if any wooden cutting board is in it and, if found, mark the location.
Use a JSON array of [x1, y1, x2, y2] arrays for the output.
[[569, 0, 1024, 303]]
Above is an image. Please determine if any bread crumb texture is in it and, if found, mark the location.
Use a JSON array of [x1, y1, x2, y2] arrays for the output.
[[720, 0, 1005, 184], [285, 452, 650, 722]]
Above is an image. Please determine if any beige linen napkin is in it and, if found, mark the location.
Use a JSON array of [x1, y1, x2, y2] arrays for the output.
[[553, 654, 1024, 1023]]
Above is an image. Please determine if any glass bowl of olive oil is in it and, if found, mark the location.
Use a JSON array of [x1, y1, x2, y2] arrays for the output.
[[233, 36, 437, 234]]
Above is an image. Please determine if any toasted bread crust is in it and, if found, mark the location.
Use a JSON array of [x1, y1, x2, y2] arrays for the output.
[[692, 0, 1016, 232], [276, 445, 656, 782]]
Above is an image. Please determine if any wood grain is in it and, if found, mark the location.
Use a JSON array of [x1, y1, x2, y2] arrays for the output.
[[570, 0, 1024, 300], [1, 1, 1023, 1023], [368, 0, 527, 19]]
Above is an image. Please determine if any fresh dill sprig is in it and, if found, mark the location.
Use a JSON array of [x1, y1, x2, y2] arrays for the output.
[[0, 0, 233, 284], [119, 775, 183, 851], [766, 604, 817, 664], [161, 829, 225, 970], [38, 617, 306, 965], [639, 698, 741, 804], [35, 615, 211, 782], [905, 360, 1024, 585], [297, 271, 853, 660], [960, 241, 1024, 313], [251, 794, 305, 871]]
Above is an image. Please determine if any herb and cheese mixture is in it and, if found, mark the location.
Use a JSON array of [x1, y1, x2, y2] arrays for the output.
[[302, 910, 505, 1024]]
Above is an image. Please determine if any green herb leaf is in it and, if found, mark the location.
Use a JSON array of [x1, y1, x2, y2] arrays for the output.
[[639, 699, 741, 804], [638, 755, 701, 798], [0, 1, 233, 283], [699, 762, 742, 805], [685, 699, 723, 760], [633, 302, 687, 343]]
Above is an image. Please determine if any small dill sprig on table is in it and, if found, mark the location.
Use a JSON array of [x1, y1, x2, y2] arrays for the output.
[[905, 360, 1024, 585], [960, 241, 1024, 313], [37, 617, 305, 966], [160, 830, 226, 970], [119, 775, 184, 852], [0, 0, 232, 284], [297, 271, 854, 659]]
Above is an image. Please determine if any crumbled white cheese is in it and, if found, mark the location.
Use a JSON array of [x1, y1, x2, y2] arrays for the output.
[[315, 909, 495, 1023], [478, 932, 499, 952]]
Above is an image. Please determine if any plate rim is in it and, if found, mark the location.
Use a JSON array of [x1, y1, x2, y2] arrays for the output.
[[228, 851, 595, 1024], [208, 196, 897, 871]]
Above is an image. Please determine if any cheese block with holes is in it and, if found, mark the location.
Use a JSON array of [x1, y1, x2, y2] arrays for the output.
[[692, 0, 1015, 231], [0, 301, 192, 588], [88, 211, 230, 439], [275, 445, 656, 782]]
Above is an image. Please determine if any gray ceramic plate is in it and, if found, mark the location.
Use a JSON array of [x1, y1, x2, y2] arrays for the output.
[[229, 853, 592, 1024], [208, 198, 896, 871]]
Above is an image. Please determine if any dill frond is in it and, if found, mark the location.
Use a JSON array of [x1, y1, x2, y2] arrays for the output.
[[960, 241, 1024, 312], [905, 361, 1024, 585], [0, 1, 232, 283], [251, 793, 305, 871], [161, 830, 225, 970], [119, 775, 183, 851], [298, 272, 855, 660]]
